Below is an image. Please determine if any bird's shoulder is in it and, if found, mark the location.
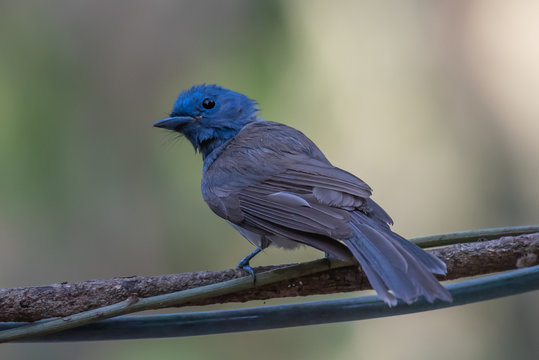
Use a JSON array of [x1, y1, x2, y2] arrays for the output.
[[203, 120, 328, 187], [227, 120, 329, 163]]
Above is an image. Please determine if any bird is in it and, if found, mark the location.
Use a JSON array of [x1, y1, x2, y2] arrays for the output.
[[153, 84, 452, 306]]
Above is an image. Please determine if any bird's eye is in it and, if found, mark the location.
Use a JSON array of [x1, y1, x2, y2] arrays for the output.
[[202, 98, 215, 109]]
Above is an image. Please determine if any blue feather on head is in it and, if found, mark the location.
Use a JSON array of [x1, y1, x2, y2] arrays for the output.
[[155, 84, 259, 159]]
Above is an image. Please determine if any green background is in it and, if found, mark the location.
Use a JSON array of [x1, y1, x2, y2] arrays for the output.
[[1, 1, 538, 359]]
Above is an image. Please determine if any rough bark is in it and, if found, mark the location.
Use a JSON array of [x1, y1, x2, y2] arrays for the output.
[[1, 233, 537, 322]]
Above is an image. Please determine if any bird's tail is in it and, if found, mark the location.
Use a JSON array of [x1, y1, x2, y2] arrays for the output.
[[343, 212, 452, 306]]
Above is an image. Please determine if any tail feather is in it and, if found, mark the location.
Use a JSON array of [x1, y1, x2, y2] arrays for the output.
[[392, 233, 447, 275], [345, 214, 452, 306], [351, 247, 397, 306], [345, 227, 423, 305], [352, 211, 448, 275], [345, 238, 415, 305], [354, 223, 409, 272], [396, 247, 453, 303]]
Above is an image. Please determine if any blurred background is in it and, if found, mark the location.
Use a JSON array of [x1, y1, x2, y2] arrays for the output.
[[1, 0, 538, 359]]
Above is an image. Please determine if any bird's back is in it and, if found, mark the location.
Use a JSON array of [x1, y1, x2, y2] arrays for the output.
[[202, 120, 329, 200]]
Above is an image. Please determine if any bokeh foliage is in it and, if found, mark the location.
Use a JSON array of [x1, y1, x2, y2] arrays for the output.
[[0, 1, 538, 359]]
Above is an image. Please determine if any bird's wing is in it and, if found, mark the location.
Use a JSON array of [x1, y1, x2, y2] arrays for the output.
[[224, 162, 383, 260], [238, 180, 354, 239], [235, 161, 393, 232], [272, 163, 372, 200], [202, 120, 392, 257]]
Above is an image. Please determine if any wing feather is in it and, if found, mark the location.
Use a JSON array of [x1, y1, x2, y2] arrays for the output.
[[241, 213, 355, 262], [239, 189, 353, 239]]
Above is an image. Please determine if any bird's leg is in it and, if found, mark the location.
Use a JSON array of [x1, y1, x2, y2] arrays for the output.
[[237, 247, 263, 277], [236, 236, 270, 282]]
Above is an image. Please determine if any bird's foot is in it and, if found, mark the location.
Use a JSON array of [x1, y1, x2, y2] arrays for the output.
[[237, 247, 264, 284], [236, 263, 256, 282]]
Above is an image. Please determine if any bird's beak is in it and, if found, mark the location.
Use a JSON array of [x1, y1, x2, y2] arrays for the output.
[[153, 116, 193, 131]]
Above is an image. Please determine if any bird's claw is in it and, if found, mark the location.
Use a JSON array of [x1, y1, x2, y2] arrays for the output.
[[237, 263, 257, 284]]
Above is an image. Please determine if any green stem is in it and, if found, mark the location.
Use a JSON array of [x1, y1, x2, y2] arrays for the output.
[[0, 258, 349, 343], [412, 225, 539, 248], [6, 265, 539, 342]]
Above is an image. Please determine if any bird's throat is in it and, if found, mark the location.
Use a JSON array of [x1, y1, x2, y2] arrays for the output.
[[199, 134, 236, 172]]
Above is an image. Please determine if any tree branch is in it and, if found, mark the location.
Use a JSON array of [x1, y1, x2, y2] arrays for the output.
[[1, 232, 538, 322]]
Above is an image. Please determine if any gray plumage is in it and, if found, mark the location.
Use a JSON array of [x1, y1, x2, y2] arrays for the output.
[[154, 84, 452, 306]]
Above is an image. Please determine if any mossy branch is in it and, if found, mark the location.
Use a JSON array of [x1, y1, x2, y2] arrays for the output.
[[0, 226, 537, 323], [0, 226, 537, 343]]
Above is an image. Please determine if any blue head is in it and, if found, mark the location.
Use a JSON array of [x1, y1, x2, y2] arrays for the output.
[[154, 84, 258, 160]]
